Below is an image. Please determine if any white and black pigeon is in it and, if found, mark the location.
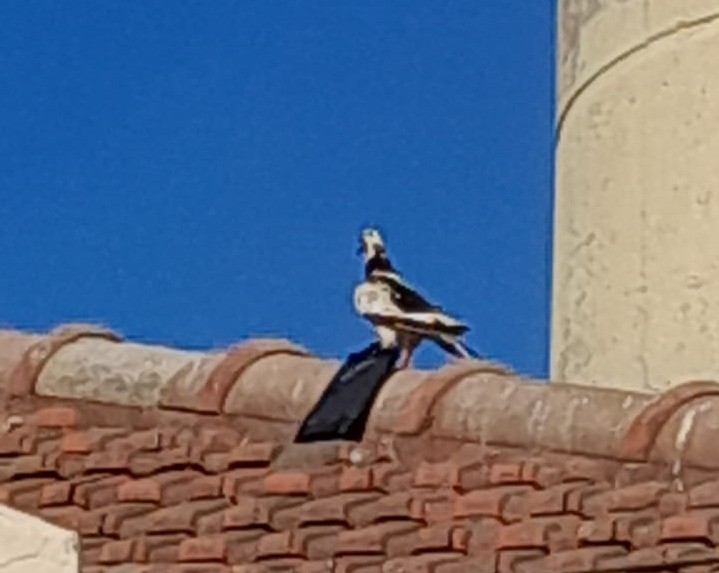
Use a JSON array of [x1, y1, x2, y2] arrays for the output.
[[353, 227, 478, 368]]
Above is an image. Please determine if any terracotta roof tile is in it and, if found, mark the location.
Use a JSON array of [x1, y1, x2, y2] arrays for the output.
[[0, 329, 42, 385], [4, 324, 719, 570]]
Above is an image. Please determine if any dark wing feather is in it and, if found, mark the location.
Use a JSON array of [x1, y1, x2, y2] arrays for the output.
[[371, 274, 442, 313], [392, 315, 469, 336], [365, 312, 469, 337]]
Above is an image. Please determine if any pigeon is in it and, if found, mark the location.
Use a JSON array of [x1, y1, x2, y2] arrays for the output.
[[353, 227, 478, 368]]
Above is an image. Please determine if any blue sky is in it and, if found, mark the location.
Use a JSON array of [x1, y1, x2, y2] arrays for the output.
[[0, 2, 554, 376]]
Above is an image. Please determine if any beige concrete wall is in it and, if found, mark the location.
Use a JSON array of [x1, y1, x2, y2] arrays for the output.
[[553, 0, 719, 392], [0, 504, 78, 572]]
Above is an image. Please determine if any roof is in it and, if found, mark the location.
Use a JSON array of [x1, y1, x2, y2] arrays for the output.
[[2, 323, 719, 572]]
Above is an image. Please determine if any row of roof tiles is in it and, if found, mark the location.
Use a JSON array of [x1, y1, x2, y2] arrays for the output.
[[6, 324, 719, 572], [5, 414, 719, 573], [1, 324, 719, 470]]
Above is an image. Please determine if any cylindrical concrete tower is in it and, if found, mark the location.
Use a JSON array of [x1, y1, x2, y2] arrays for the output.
[[552, 1, 719, 392]]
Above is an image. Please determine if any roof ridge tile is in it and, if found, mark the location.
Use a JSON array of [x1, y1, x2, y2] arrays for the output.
[[160, 339, 310, 414], [4, 324, 719, 475], [9, 323, 121, 397]]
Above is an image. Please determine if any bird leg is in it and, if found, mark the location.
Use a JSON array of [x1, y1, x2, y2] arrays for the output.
[[398, 348, 412, 369], [397, 336, 419, 369]]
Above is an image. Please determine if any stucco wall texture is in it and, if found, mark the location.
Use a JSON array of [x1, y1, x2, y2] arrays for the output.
[[0, 504, 78, 573], [552, 0, 719, 392]]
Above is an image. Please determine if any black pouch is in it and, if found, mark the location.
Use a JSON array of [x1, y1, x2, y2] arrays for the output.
[[294, 342, 399, 443]]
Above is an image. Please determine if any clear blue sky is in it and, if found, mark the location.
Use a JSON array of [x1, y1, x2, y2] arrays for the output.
[[0, 2, 554, 376]]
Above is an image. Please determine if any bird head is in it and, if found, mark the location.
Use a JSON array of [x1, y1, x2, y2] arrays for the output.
[[357, 227, 386, 261]]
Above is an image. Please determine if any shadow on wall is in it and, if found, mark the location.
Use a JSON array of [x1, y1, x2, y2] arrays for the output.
[[294, 342, 399, 443]]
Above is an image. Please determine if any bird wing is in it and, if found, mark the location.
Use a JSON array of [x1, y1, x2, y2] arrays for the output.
[[370, 271, 442, 313], [354, 280, 469, 338], [374, 312, 469, 337]]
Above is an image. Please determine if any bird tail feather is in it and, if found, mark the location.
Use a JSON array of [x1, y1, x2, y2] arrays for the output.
[[434, 337, 480, 360]]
